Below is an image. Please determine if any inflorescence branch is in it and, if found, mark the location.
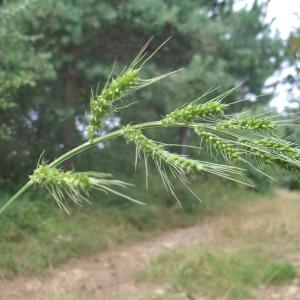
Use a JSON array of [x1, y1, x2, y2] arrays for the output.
[[1, 39, 299, 215]]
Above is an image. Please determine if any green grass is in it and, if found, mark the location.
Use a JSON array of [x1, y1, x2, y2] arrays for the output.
[[0, 176, 257, 278], [138, 247, 297, 300]]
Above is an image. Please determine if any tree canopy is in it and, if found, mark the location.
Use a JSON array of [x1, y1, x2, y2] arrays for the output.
[[0, 0, 284, 182]]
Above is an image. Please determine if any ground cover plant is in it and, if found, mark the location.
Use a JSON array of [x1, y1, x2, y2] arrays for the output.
[[0, 178, 255, 277], [1, 39, 300, 215], [1, 190, 297, 298], [134, 190, 300, 300], [138, 247, 296, 299]]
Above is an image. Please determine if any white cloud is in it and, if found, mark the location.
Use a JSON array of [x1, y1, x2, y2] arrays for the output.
[[234, 0, 300, 111], [265, 0, 299, 39], [234, 0, 300, 39]]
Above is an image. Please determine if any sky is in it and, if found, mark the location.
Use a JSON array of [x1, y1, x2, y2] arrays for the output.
[[263, 0, 300, 40], [234, 0, 299, 40], [234, 0, 300, 111], [265, 0, 300, 111]]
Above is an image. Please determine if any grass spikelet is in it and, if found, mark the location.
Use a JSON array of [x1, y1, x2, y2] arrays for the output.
[[88, 69, 139, 140], [197, 118, 300, 175], [30, 164, 142, 213], [162, 87, 239, 126], [123, 125, 248, 203], [257, 138, 300, 157], [238, 137, 300, 173], [162, 101, 227, 125], [88, 38, 177, 140], [195, 126, 241, 162], [216, 117, 276, 131]]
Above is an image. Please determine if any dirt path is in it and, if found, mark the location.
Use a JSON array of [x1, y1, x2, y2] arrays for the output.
[[1, 190, 300, 300], [0, 224, 215, 300]]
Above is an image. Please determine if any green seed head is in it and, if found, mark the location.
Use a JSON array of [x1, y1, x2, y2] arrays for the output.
[[88, 69, 140, 140], [238, 137, 300, 173], [162, 101, 227, 126], [217, 117, 276, 131], [87, 39, 178, 140], [30, 164, 92, 190], [30, 164, 137, 213], [123, 125, 243, 184], [195, 126, 241, 162]]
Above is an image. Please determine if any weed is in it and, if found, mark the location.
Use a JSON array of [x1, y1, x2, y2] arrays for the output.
[[1, 40, 300, 215]]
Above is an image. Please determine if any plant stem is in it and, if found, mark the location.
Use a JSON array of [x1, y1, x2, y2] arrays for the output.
[[49, 121, 164, 167], [0, 121, 165, 214], [0, 181, 33, 215], [0, 119, 210, 215]]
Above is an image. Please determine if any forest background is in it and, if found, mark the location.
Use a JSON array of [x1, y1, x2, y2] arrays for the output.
[[0, 0, 300, 280]]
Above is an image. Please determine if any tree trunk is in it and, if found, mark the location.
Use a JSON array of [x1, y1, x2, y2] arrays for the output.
[[64, 47, 79, 169], [178, 127, 188, 155]]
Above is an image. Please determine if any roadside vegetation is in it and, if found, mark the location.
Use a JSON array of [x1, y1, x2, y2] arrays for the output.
[[12, 190, 299, 300], [1, 1, 300, 299], [139, 248, 296, 299], [0, 177, 257, 278], [136, 191, 300, 300]]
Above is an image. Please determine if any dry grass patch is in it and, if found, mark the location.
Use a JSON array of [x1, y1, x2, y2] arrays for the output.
[[137, 190, 300, 300], [208, 190, 300, 253]]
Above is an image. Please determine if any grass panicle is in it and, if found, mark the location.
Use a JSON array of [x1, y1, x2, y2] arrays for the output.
[[123, 125, 248, 203], [196, 119, 300, 174], [195, 126, 241, 162], [238, 137, 300, 173], [2, 39, 300, 216], [30, 164, 142, 213], [257, 138, 300, 158], [161, 88, 238, 126], [162, 101, 227, 126], [87, 38, 176, 140], [122, 125, 243, 177], [216, 117, 277, 131]]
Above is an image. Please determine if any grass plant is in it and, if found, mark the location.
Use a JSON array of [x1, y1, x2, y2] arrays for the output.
[[1, 39, 300, 214], [138, 247, 296, 300]]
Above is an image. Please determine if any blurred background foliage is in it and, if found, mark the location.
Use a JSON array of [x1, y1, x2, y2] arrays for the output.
[[0, 0, 288, 184]]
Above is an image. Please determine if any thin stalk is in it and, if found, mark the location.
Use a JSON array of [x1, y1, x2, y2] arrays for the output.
[[0, 118, 282, 215], [1, 119, 212, 215], [0, 121, 167, 215], [49, 121, 164, 167], [0, 181, 33, 215]]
